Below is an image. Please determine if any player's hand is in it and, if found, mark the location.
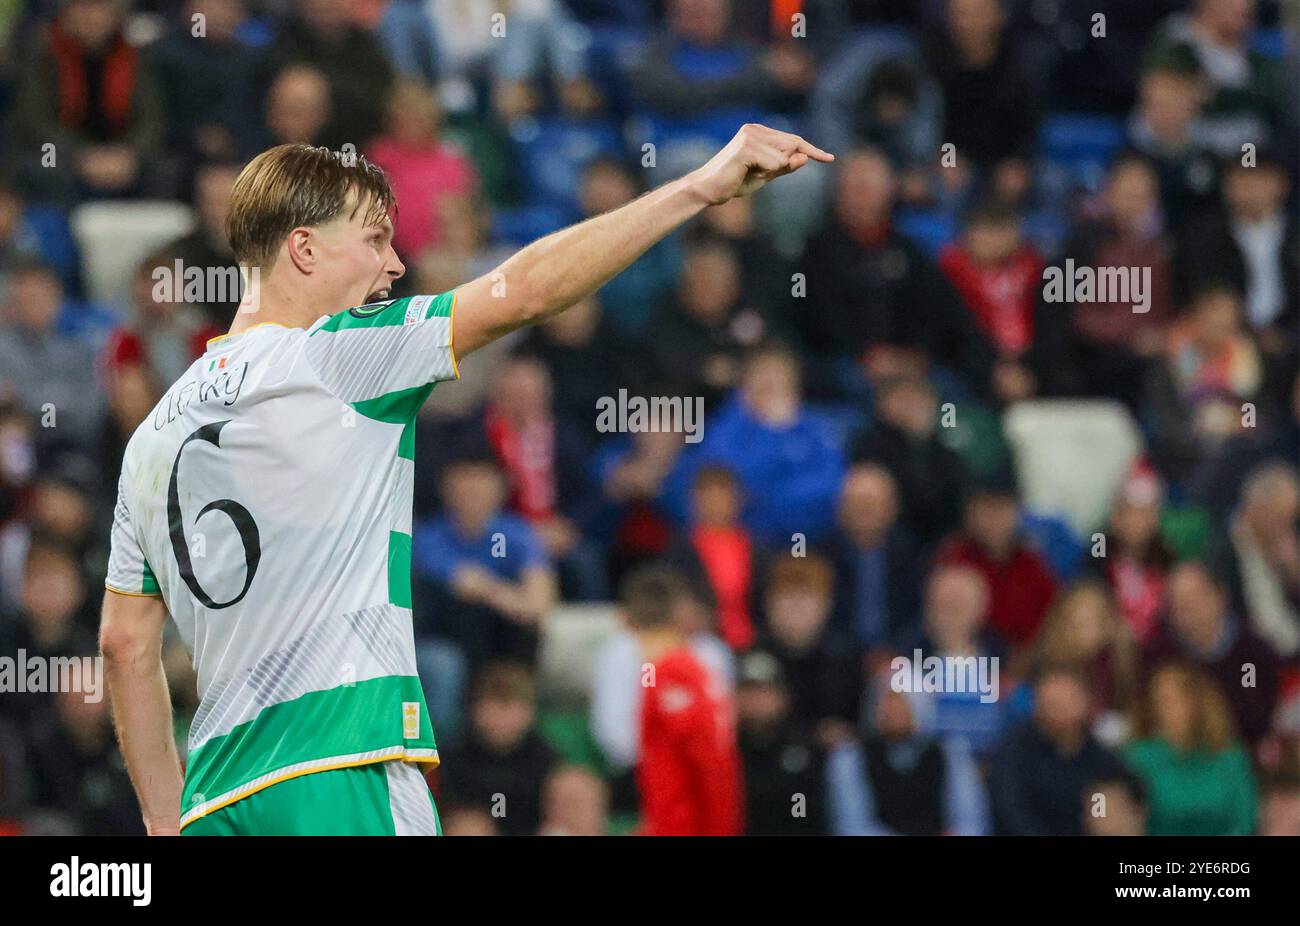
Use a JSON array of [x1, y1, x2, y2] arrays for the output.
[[688, 124, 833, 206]]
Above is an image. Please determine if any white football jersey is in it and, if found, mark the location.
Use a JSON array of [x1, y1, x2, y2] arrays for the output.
[[105, 293, 458, 830]]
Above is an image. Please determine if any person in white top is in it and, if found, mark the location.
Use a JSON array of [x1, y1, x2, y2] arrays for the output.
[[100, 125, 832, 835]]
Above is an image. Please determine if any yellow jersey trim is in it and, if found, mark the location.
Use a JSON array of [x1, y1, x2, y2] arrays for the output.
[[178, 750, 440, 830]]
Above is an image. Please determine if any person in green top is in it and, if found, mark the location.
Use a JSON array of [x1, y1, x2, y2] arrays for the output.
[[1124, 662, 1258, 835]]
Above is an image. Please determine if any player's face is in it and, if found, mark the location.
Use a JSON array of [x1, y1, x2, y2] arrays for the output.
[[312, 201, 405, 310]]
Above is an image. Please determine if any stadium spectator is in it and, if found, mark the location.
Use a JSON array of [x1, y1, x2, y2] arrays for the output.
[[667, 464, 760, 651], [1213, 462, 1299, 658], [734, 649, 827, 835], [1180, 153, 1298, 354], [1020, 580, 1141, 734], [938, 199, 1045, 404], [1123, 662, 1258, 835], [147, 0, 263, 177], [8, 0, 165, 200], [667, 346, 845, 547], [0, 260, 104, 456], [103, 254, 221, 390], [1127, 45, 1221, 228], [1051, 152, 1176, 407], [989, 666, 1128, 835], [908, 563, 1006, 755], [592, 428, 685, 585], [798, 148, 993, 395], [590, 564, 732, 773], [826, 674, 990, 835], [261, 63, 332, 148], [156, 162, 245, 328], [935, 473, 1059, 651], [575, 158, 681, 340], [379, 0, 598, 119], [0, 402, 36, 614], [1143, 282, 1262, 483], [649, 238, 772, 412], [0, 183, 45, 295], [1147, 559, 1280, 744], [0, 536, 95, 671], [691, 194, 792, 318], [1258, 768, 1300, 835], [624, 564, 743, 836], [1150, 0, 1290, 157], [482, 355, 605, 599], [1093, 461, 1177, 647], [437, 661, 557, 837], [923, 0, 1041, 203], [821, 462, 925, 649], [850, 374, 970, 547], [413, 452, 556, 705], [517, 295, 634, 438], [366, 80, 477, 262], [1081, 772, 1150, 836], [755, 554, 861, 738], [630, 0, 811, 119], [25, 683, 143, 834], [537, 764, 610, 836], [263, 0, 395, 149]]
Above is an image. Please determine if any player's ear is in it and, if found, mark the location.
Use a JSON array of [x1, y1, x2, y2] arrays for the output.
[[286, 227, 315, 274]]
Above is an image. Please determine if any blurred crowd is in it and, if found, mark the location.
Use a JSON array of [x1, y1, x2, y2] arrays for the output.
[[0, 0, 1298, 835]]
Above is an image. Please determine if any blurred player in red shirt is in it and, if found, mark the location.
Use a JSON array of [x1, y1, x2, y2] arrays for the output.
[[622, 564, 744, 835]]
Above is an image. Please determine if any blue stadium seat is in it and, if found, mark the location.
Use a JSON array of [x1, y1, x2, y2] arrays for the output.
[[508, 115, 626, 213], [22, 206, 81, 295], [1019, 510, 1087, 582], [895, 207, 957, 257], [1251, 26, 1287, 59], [490, 202, 572, 246], [1037, 112, 1126, 195]]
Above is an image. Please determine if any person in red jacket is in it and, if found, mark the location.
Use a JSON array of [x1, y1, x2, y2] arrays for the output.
[[935, 473, 1059, 651], [625, 564, 744, 836]]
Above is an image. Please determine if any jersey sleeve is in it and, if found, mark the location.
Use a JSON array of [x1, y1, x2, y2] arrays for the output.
[[302, 292, 459, 412], [105, 476, 161, 597]]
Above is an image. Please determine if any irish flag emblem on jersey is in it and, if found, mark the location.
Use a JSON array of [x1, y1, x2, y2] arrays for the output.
[[208, 355, 229, 373]]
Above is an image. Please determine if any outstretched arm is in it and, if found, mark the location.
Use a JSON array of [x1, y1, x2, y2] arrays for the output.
[[451, 124, 832, 357], [100, 590, 184, 835]]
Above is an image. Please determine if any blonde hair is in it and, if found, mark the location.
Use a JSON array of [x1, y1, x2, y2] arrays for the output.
[[1141, 662, 1236, 754]]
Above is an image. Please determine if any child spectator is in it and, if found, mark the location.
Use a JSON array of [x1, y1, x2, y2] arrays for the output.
[[756, 554, 862, 739], [670, 464, 759, 650], [438, 661, 557, 837]]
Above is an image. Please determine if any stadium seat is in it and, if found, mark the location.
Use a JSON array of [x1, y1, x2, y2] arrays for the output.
[[508, 115, 625, 213], [1002, 399, 1144, 539], [895, 207, 957, 257], [1037, 112, 1126, 196], [21, 205, 81, 295], [71, 201, 196, 305], [490, 202, 573, 246], [536, 602, 621, 711]]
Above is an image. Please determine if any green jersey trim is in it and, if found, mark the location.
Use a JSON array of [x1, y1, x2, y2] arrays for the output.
[[180, 673, 436, 826]]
